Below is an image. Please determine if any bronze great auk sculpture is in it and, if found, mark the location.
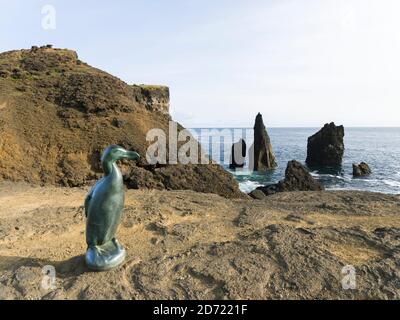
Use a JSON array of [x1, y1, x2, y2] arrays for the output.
[[84, 145, 140, 271]]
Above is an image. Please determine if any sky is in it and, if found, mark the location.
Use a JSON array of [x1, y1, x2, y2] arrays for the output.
[[1, 0, 400, 127]]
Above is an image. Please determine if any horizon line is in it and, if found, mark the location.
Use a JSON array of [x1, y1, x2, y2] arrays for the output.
[[188, 126, 400, 129]]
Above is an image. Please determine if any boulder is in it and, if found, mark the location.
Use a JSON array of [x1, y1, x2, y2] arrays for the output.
[[279, 160, 325, 192], [250, 113, 277, 171], [229, 139, 246, 169], [250, 160, 324, 198], [248, 189, 266, 200], [306, 123, 344, 167], [353, 162, 372, 177]]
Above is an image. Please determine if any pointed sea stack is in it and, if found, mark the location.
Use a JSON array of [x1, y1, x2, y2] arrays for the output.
[[251, 113, 277, 171], [229, 139, 247, 169], [306, 123, 345, 167]]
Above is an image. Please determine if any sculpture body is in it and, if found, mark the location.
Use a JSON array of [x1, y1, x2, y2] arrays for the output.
[[85, 145, 140, 271]]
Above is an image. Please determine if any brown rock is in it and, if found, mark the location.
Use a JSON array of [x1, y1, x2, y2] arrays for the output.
[[248, 189, 266, 200], [353, 162, 372, 177]]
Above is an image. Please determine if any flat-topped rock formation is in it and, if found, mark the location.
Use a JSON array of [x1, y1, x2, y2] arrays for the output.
[[306, 123, 345, 167], [0, 46, 243, 198], [0, 182, 399, 300], [250, 113, 277, 171], [250, 160, 324, 198]]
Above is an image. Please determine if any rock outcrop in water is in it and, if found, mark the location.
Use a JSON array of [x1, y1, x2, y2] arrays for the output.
[[250, 160, 324, 199], [250, 113, 277, 171], [229, 139, 247, 169], [0, 46, 244, 198], [306, 123, 345, 167], [353, 162, 372, 177]]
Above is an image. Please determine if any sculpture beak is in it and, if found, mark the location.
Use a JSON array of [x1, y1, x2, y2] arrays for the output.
[[124, 150, 140, 161]]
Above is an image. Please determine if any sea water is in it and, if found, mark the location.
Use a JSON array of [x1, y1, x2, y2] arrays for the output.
[[190, 127, 400, 195]]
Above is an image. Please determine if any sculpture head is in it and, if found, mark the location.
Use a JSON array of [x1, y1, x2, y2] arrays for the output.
[[101, 145, 140, 173]]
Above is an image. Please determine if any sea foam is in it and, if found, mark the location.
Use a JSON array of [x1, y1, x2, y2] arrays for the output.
[[239, 180, 263, 193]]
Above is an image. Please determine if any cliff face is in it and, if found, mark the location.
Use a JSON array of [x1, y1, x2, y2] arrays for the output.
[[132, 85, 170, 115], [0, 46, 243, 198]]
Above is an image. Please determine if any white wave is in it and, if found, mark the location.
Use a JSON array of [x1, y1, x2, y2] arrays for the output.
[[383, 180, 400, 188], [239, 180, 263, 193], [311, 172, 347, 180]]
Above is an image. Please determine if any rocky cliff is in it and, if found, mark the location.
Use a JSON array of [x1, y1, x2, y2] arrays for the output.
[[0, 46, 243, 198]]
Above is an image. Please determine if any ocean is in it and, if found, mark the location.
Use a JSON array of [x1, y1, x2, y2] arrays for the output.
[[190, 127, 400, 195]]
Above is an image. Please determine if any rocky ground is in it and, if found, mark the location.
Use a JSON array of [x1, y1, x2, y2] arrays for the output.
[[0, 181, 399, 300]]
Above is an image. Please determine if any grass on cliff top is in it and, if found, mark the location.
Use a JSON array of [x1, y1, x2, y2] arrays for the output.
[[136, 84, 169, 90]]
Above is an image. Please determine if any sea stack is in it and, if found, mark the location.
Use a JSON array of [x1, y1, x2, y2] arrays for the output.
[[249, 160, 324, 198], [306, 123, 345, 167], [229, 139, 247, 169], [353, 162, 372, 177], [251, 113, 277, 171]]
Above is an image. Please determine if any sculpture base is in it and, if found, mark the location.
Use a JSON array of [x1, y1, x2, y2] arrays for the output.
[[85, 238, 126, 271]]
